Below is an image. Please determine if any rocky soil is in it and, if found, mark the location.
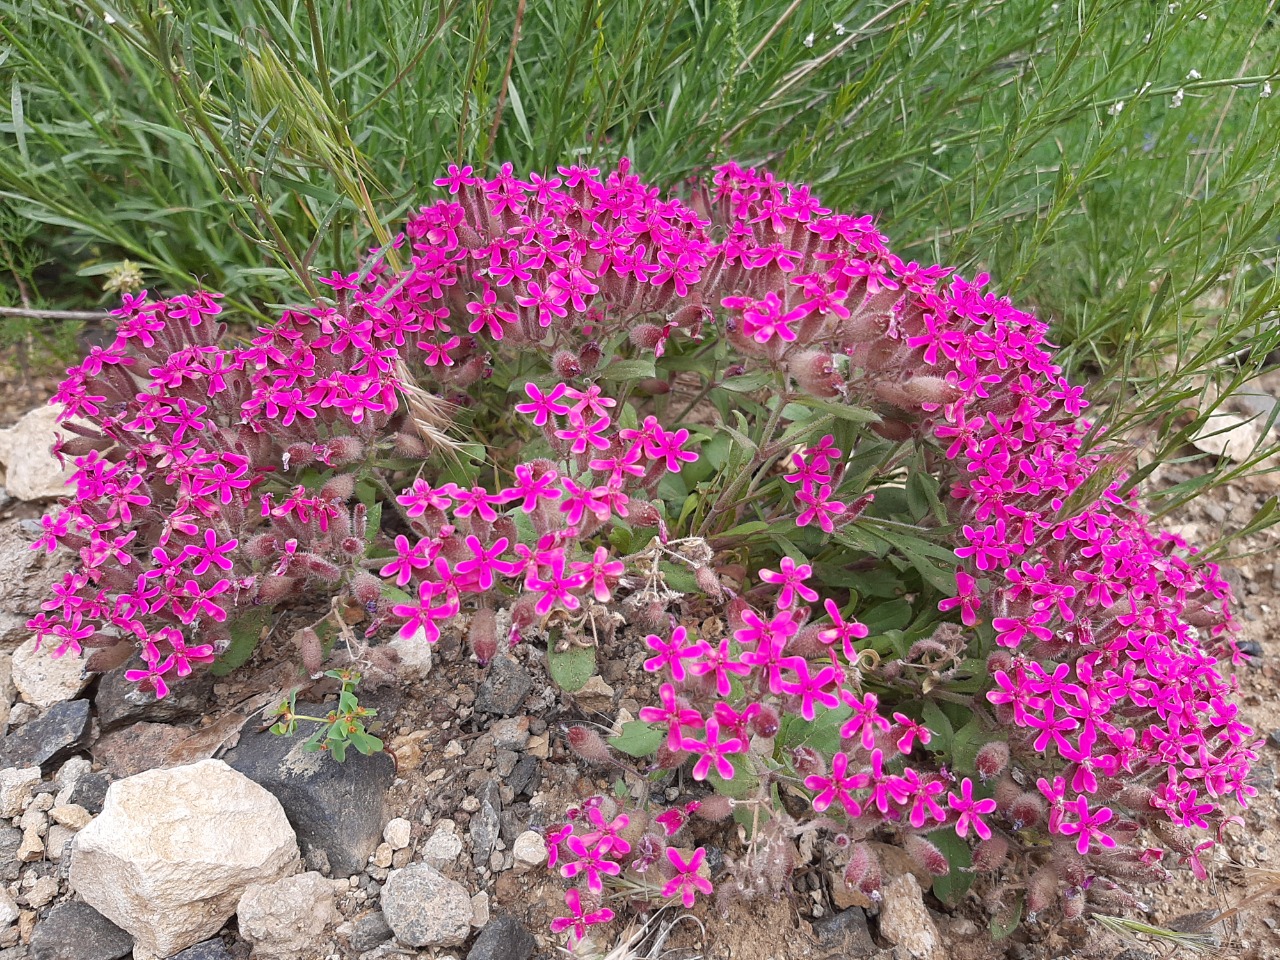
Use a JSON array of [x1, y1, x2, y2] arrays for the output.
[[0, 393, 1274, 960]]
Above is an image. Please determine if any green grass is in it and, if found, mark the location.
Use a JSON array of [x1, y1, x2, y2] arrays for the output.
[[1, 0, 1279, 528]]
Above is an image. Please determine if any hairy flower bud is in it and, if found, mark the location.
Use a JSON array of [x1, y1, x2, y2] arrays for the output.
[[284, 442, 315, 469], [295, 627, 324, 675], [1008, 791, 1046, 830], [1061, 886, 1085, 921], [791, 351, 841, 398], [509, 593, 540, 631], [299, 554, 343, 583], [243, 533, 280, 561], [394, 431, 428, 458], [970, 836, 1009, 872], [905, 834, 950, 877], [566, 725, 612, 765], [694, 566, 724, 600], [468, 608, 498, 665], [751, 703, 780, 739], [629, 500, 662, 527], [258, 575, 299, 604], [350, 572, 382, 606], [975, 741, 1010, 781], [326, 435, 365, 465], [319, 473, 355, 502], [552, 350, 581, 379], [901, 374, 960, 406], [694, 795, 734, 821], [844, 843, 880, 902], [790, 745, 825, 777], [630, 324, 665, 350], [1026, 866, 1058, 921]]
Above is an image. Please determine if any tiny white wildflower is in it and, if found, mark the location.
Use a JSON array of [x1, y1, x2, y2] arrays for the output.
[[1262, 81, 1273, 99], [1167, 1, 1178, 11], [1197, 11, 1208, 19], [1171, 88, 1185, 108], [833, 22, 845, 36], [1143, 32, 1152, 43], [104, 10, 116, 22], [1187, 69, 1201, 80], [1139, 81, 1152, 95], [803, 32, 815, 48], [1107, 100, 1125, 116]]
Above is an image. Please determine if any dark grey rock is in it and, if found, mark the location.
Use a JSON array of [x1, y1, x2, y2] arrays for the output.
[[475, 657, 532, 716], [466, 913, 537, 960], [347, 910, 394, 951], [500, 805, 530, 843], [1269, 729, 1280, 750], [0, 700, 91, 770], [169, 938, 235, 960], [1112, 950, 1157, 960], [812, 907, 874, 958], [508, 754, 540, 796], [471, 780, 502, 867], [223, 700, 393, 876], [29, 901, 133, 960], [95, 662, 214, 731], [1238, 639, 1264, 665], [66, 772, 110, 814], [0, 825, 21, 881], [0, 948, 27, 960]]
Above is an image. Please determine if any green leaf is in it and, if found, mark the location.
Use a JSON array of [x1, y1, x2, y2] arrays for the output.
[[600, 358, 657, 382], [928, 828, 974, 905], [210, 608, 269, 677], [950, 720, 993, 776], [792, 396, 880, 424], [547, 644, 597, 692], [782, 703, 852, 756], [611, 721, 664, 758], [921, 701, 954, 751], [660, 561, 699, 593], [720, 371, 773, 392], [990, 893, 1023, 941]]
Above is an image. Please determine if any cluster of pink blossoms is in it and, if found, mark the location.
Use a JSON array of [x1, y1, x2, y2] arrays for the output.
[[33, 157, 1255, 936]]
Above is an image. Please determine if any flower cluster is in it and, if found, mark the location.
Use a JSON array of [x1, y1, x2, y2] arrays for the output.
[[32, 158, 1254, 941]]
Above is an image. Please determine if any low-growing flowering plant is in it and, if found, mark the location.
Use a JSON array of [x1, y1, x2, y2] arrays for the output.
[[33, 158, 1257, 943]]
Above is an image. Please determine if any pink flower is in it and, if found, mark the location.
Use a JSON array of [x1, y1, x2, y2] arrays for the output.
[[550, 888, 614, 945], [759, 557, 818, 609], [642, 625, 708, 683], [947, 777, 997, 839], [661, 847, 713, 907]]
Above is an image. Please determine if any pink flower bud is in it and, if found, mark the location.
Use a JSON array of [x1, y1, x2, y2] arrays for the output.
[[552, 350, 581, 379], [300, 554, 343, 583], [905, 834, 950, 877], [790, 746, 825, 777], [901, 375, 959, 406], [975, 741, 1010, 780], [791, 351, 841, 398], [694, 795, 734, 821], [284, 443, 315, 469], [326, 435, 365, 465], [1008, 791, 1046, 830], [1026, 866, 1057, 921], [970, 836, 1009, 872], [1061, 886, 1084, 921], [243, 533, 280, 561], [319, 473, 355, 502], [296, 627, 323, 675], [751, 704, 780, 739], [630, 324, 665, 350], [565, 725, 612, 765], [468, 609, 498, 665], [844, 843, 880, 901], [351, 572, 381, 606], [694, 566, 723, 600]]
